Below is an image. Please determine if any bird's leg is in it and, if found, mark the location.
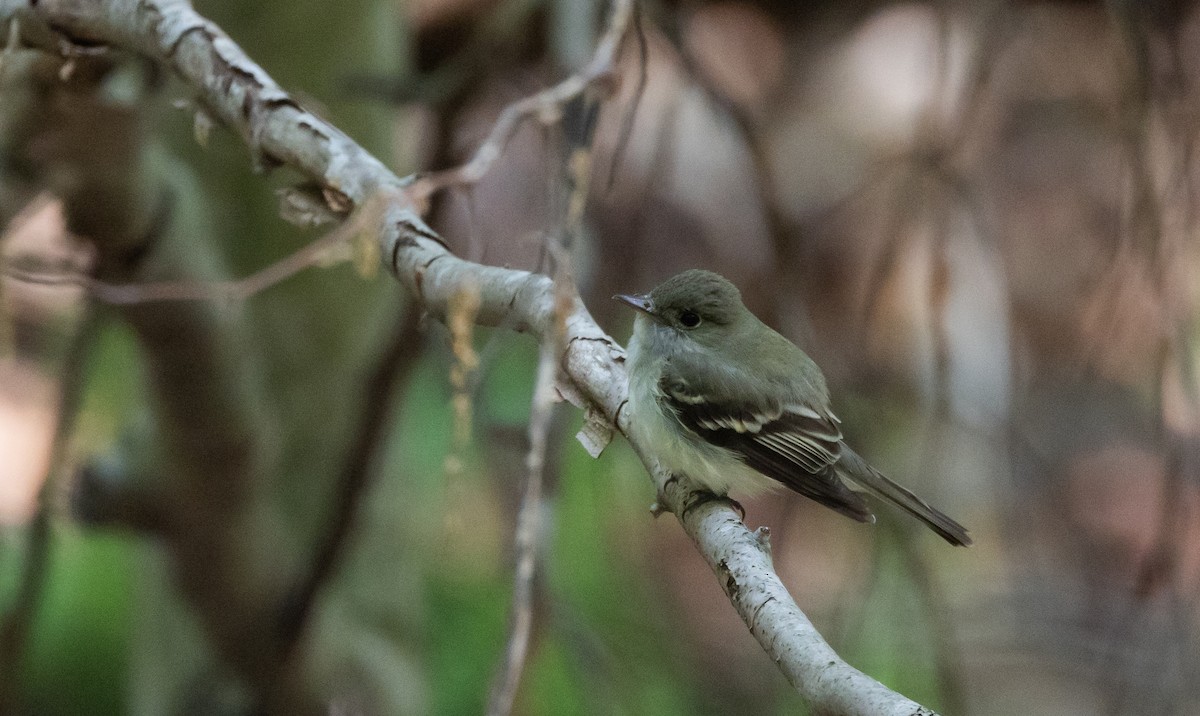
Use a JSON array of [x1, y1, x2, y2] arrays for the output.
[[679, 489, 746, 522], [726, 496, 746, 521], [654, 476, 745, 521], [650, 474, 680, 517]]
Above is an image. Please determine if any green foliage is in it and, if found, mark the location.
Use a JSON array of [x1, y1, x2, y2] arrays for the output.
[[839, 539, 944, 712], [425, 577, 510, 715], [524, 636, 588, 716], [74, 322, 146, 450], [9, 530, 135, 715]]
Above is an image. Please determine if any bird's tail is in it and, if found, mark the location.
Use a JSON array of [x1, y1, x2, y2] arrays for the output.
[[838, 446, 972, 547]]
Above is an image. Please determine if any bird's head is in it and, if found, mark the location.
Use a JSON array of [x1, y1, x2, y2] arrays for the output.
[[614, 269, 749, 350]]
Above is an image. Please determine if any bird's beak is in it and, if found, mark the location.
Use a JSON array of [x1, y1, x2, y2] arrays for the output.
[[613, 293, 654, 315]]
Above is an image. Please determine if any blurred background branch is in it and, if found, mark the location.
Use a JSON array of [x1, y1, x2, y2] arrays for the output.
[[4, 0, 1200, 714]]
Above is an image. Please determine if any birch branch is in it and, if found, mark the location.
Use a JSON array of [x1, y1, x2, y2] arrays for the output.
[[0, 1, 937, 712]]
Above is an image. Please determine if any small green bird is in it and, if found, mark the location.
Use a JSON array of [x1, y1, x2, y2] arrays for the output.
[[616, 269, 971, 546]]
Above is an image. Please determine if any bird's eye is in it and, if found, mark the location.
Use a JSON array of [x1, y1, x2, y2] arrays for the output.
[[679, 310, 701, 328]]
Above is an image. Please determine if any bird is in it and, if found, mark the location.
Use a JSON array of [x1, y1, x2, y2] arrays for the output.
[[615, 269, 971, 546]]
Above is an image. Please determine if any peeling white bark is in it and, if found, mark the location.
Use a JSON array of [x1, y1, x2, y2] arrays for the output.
[[0, 1, 940, 713]]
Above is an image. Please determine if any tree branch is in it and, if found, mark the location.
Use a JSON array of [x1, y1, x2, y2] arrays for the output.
[[1, 1, 938, 712]]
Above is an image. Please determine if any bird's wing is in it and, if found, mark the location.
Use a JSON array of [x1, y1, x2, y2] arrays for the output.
[[657, 365, 873, 522]]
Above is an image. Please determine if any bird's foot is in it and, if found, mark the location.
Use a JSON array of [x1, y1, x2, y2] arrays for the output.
[[680, 490, 746, 522], [654, 476, 745, 522], [651, 474, 680, 517], [727, 496, 746, 521]]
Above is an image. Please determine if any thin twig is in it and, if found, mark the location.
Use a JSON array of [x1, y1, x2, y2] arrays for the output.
[[485, 331, 556, 716], [487, 77, 597, 715], [603, 0, 647, 193], [1, 196, 382, 305], [408, 0, 635, 207]]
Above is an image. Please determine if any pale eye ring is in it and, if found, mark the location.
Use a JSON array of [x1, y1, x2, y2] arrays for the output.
[[679, 310, 701, 328]]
